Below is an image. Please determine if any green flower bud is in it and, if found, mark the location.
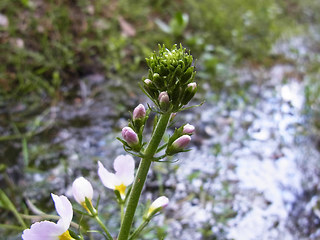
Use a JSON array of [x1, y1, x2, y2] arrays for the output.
[[181, 82, 197, 105], [143, 44, 197, 110]]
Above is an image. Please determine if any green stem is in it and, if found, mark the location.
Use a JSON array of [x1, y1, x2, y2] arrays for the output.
[[0, 224, 25, 231], [128, 218, 150, 240], [117, 112, 171, 240], [120, 203, 124, 222], [94, 215, 113, 240]]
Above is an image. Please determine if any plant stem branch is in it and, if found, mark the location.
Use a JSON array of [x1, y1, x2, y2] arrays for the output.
[[94, 215, 113, 240], [117, 112, 171, 240], [128, 218, 150, 240]]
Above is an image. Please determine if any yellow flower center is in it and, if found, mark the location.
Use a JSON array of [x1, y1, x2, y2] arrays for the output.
[[59, 230, 74, 240], [115, 183, 126, 198]]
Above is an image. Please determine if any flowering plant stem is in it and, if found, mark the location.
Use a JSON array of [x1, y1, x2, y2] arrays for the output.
[[128, 218, 150, 240], [94, 215, 113, 240], [117, 112, 171, 240]]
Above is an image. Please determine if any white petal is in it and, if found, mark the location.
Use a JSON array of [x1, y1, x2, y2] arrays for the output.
[[113, 155, 135, 186], [150, 196, 169, 209], [51, 194, 73, 232], [98, 161, 120, 189], [72, 177, 93, 204], [113, 155, 135, 174], [22, 221, 62, 240]]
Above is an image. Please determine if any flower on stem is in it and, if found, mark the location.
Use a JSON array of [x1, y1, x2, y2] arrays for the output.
[[133, 104, 146, 121], [183, 123, 195, 135], [121, 127, 140, 150], [172, 135, 191, 149], [166, 135, 191, 155], [72, 177, 94, 213], [158, 91, 170, 111], [132, 104, 146, 132], [98, 155, 135, 199], [147, 196, 169, 218], [22, 194, 74, 240]]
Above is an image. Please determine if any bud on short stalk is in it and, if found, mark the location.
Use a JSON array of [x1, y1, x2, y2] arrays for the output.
[[122, 127, 140, 150], [72, 177, 94, 213], [166, 135, 191, 155], [159, 91, 170, 111], [181, 82, 197, 105], [133, 104, 146, 131], [143, 79, 158, 99], [133, 104, 146, 121], [153, 73, 164, 89], [147, 196, 169, 218], [183, 124, 195, 135]]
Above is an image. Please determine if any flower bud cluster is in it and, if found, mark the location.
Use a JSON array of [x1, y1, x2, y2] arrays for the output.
[[143, 44, 197, 112], [121, 104, 148, 152], [166, 123, 195, 155]]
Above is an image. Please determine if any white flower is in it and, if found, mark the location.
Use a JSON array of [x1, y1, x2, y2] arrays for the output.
[[72, 177, 93, 206], [147, 196, 169, 217], [98, 155, 135, 199], [22, 194, 74, 240]]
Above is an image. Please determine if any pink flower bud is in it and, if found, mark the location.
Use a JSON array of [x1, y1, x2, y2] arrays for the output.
[[187, 82, 197, 90], [172, 135, 191, 149], [183, 124, 195, 134], [122, 127, 139, 146], [159, 91, 169, 103], [144, 79, 152, 85], [133, 104, 146, 120]]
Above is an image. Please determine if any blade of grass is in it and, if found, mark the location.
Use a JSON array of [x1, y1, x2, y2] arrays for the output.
[[0, 189, 27, 228]]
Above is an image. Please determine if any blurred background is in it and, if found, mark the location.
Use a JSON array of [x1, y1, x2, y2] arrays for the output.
[[1, 0, 320, 239]]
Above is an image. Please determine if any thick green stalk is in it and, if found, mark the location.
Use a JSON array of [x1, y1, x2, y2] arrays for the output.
[[117, 112, 171, 240]]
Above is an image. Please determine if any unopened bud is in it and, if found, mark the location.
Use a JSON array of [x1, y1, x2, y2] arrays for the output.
[[183, 124, 195, 135], [159, 91, 170, 111], [187, 82, 197, 90], [181, 82, 197, 105], [72, 177, 93, 205], [143, 79, 158, 99], [159, 91, 169, 102], [144, 79, 152, 85], [166, 135, 191, 155], [147, 196, 169, 218], [122, 127, 139, 148], [153, 73, 164, 89], [72, 177, 95, 213], [133, 104, 146, 121], [172, 135, 191, 149]]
